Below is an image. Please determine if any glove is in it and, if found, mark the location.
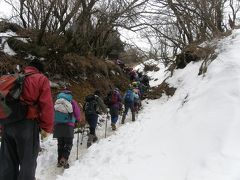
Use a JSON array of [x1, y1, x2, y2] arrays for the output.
[[40, 129, 50, 140], [107, 108, 110, 113], [75, 120, 86, 128], [75, 121, 80, 127], [79, 120, 86, 127]]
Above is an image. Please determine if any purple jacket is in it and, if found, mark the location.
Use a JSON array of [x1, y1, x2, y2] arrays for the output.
[[67, 99, 81, 127]]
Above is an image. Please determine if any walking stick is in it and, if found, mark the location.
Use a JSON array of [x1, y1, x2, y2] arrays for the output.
[[105, 113, 109, 138], [76, 127, 80, 160], [80, 127, 85, 145]]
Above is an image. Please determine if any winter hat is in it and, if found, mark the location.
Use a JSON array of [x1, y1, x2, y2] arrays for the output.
[[29, 59, 45, 73], [94, 90, 101, 96], [132, 81, 138, 87]]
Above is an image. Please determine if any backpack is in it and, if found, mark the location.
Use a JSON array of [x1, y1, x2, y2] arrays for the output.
[[84, 95, 98, 115], [104, 91, 118, 106], [124, 90, 134, 103], [104, 91, 112, 106], [111, 91, 119, 104], [54, 92, 75, 123], [0, 73, 33, 125]]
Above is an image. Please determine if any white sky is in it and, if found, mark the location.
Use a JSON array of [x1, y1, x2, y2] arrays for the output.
[[0, 0, 12, 18], [32, 29, 240, 180]]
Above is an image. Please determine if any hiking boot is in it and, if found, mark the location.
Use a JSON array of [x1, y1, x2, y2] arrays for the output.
[[87, 134, 98, 148], [59, 157, 67, 165], [111, 123, 116, 130], [87, 135, 93, 148], [87, 141, 92, 148], [92, 135, 98, 142], [63, 162, 70, 169], [59, 157, 70, 168], [87, 134, 94, 148], [57, 162, 63, 167]]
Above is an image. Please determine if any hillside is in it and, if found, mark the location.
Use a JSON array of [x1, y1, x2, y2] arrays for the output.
[[0, 22, 132, 102], [48, 29, 240, 180]]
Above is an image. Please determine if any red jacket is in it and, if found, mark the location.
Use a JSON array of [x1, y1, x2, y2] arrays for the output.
[[21, 66, 54, 133]]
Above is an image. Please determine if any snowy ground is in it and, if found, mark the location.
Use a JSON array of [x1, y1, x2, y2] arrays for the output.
[[42, 29, 240, 180], [4, 29, 240, 179]]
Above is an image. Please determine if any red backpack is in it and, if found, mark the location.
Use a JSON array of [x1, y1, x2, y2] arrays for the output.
[[0, 73, 33, 124]]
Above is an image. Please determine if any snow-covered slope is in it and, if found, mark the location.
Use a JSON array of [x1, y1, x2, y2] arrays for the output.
[[37, 29, 240, 180]]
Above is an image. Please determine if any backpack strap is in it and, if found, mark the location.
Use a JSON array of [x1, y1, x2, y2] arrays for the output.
[[19, 72, 40, 106]]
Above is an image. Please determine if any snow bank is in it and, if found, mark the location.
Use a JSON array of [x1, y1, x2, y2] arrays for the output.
[[36, 29, 240, 180]]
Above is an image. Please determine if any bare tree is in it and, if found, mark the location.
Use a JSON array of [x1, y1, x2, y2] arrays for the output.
[[139, 0, 229, 65], [72, 0, 150, 56], [2, 0, 233, 60], [228, 0, 240, 29]]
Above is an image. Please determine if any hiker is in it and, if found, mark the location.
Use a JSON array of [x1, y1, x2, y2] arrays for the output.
[[53, 89, 83, 169], [132, 81, 142, 111], [105, 88, 122, 130], [121, 87, 139, 124], [115, 59, 126, 69], [129, 69, 138, 82], [83, 90, 107, 147], [140, 74, 150, 88], [0, 59, 54, 180]]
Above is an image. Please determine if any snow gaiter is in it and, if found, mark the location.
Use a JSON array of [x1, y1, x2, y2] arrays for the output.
[[121, 114, 126, 124]]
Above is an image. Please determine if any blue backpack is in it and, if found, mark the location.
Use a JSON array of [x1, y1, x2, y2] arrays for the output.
[[54, 92, 75, 123], [124, 90, 134, 103]]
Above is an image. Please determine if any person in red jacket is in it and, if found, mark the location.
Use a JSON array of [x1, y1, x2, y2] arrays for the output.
[[0, 59, 54, 180]]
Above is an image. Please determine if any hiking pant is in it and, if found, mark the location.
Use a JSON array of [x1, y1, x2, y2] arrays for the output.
[[0, 120, 40, 180], [57, 137, 73, 162], [85, 114, 98, 136], [110, 106, 119, 124], [111, 115, 118, 124], [122, 102, 135, 123], [123, 102, 135, 116]]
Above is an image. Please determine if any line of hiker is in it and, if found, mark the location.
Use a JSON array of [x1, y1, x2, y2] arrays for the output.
[[0, 59, 150, 179]]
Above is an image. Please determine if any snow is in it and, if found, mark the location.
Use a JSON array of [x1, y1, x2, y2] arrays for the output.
[[0, 29, 238, 179], [34, 28, 240, 180], [0, 31, 18, 56], [134, 59, 168, 87], [0, 31, 30, 56]]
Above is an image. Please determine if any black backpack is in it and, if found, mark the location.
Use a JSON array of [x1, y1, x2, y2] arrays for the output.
[[104, 91, 112, 106], [83, 95, 98, 115]]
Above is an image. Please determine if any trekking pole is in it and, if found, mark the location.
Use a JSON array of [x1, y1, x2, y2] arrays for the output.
[[105, 113, 109, 138], [76, 127, 80, 160], [80, 127, 85, 145]]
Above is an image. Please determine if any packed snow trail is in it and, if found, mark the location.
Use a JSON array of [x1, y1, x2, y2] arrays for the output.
[[36, 114, 135, 180], [37, 29, 240, 180]]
